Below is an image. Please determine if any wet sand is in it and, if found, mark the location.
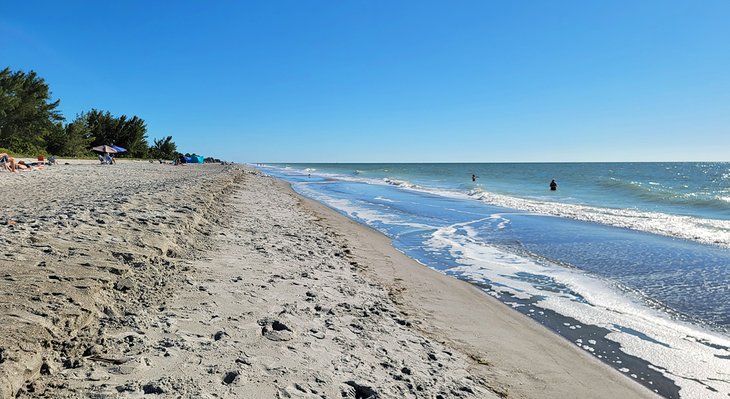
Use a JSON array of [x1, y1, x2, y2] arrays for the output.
[[0, 163, 656, 398]]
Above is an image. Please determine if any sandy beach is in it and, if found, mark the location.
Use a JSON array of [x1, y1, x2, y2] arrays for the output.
[[0, 163, 657, 398]]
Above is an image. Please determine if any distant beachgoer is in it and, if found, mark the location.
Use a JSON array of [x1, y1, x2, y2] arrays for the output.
[[550, 179, 557, 191], [472, 174, 477, 182]]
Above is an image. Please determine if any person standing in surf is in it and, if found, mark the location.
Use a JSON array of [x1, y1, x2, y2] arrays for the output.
[[472, 174, 477, 182], [550, 179, 557, 191]]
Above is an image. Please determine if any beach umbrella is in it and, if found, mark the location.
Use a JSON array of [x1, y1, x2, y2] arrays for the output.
[[111, 145, 127, 153], [91, 145, 118, 153]]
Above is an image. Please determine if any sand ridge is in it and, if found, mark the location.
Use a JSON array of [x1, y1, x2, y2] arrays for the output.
[[0, 162, 239, 397]]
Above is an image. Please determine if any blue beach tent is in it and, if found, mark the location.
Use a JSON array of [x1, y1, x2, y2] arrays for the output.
[[181, 155, 205, 164]]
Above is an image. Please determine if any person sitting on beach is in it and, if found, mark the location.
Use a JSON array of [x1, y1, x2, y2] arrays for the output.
[[104, 153, 114, 165], [0, 153, 18, 172], [550, 179, 558, 191]]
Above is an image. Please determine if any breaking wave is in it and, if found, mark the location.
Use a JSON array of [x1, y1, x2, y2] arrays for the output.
[[466, 188, 730, 248]]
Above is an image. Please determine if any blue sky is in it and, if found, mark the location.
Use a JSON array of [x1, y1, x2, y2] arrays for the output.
[[2, 1, 728, 162]]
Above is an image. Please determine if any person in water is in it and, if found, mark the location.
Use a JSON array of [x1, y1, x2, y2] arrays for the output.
[[472, 174, 477, 182], [550, 179, 557, 191]]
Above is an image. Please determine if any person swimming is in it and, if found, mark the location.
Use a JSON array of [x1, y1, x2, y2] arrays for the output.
[[550, 179, 557, 191]]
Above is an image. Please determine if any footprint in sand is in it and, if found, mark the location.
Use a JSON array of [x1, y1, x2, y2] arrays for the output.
[[258, 317, 295, 341]]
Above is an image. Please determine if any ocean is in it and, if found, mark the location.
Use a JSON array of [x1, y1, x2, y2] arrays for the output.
[[258, 162, 730, 398]]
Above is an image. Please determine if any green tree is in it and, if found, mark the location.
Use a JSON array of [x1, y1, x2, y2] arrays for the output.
[[43, 113, 94, 157], [85, 109, 149, 157], [0, 67, 64, 154], [43, 121, 69, 156], [63, 114, 94, 157], [86, 109, 115, 147], [150, 135, 178, 160], [116, 115, 149, 158], [0, 70, 20, 120], [44, 113, 95, 157]]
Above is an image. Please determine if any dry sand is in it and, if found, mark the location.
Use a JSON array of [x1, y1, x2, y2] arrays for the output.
[[0, 163, 657, 398]]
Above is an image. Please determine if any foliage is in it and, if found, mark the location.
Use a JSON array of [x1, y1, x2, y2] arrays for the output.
[[150, 135, 178, 160], [0, 67, 215, 161], [44, 113, 94, 157], [41, 122, 67, 156], [86, 109, 149, 158], [64, 114, 95, 157], [0, 67, 64, 155]]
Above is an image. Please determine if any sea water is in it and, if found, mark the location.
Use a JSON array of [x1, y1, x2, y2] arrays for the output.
[[259, 162, 730, 399]]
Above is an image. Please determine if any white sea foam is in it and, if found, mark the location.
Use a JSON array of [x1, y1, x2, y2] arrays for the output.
[[268, 164, 730, 248], [276, 164, 730, 396], [296, 183, 432, 232], [383, 177, 421, 189], [427, 218, 730, 397], [466, 188, 730, 248]]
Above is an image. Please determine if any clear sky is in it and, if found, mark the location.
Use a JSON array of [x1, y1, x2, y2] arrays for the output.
[[2, 1, 728, 162]]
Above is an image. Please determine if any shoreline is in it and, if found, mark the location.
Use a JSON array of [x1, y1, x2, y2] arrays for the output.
[[265, 163, 730, 398], [0, 165, 657, 398], [258, 163, 730, 249], [281, 176, 658, 398]]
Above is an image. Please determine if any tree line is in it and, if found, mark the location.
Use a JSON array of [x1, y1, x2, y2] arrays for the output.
[[0, 67, 180, 160]]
